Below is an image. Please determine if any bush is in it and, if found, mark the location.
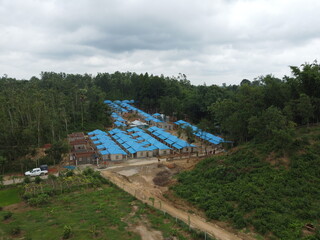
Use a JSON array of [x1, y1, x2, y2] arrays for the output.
[[28, 194, 50, 206], [48, 174, 57, 181], [22, 192, 33, 200], [34, 176, 41, 184], [83, 167, 95, 176], [66, 170, 74, 177], [10, 225, 21, 235], [24, 176, 31, 184], [3, 211, 13, 220], [62, 225, 72, 239]]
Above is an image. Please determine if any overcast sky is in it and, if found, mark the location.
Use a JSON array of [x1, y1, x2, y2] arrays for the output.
[[1, 0, 320, 85]]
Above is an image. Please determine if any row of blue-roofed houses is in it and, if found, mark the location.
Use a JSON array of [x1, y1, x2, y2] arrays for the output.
[[174, 120, 230, 146], [68, 100, 229, 165], [87, 125, 197, 163], [104, 100, 173, 131]]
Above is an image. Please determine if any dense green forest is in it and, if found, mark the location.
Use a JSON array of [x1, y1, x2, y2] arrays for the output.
[[1, 61, 320, 174], [0, 72, 110, 173], [173, 126, 320, 239]]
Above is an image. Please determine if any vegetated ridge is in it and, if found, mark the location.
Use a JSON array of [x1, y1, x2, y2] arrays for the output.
[[173, 125, 320, 240]]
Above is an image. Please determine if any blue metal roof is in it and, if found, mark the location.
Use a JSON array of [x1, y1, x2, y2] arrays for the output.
[[174, 119, 228, 144], [100, 150, 109, 155], [173, 143, 183, 149], [127, 148, 136, 154]]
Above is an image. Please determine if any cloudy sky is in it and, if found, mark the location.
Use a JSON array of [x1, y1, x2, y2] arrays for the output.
[[1, 0, 320, 85]]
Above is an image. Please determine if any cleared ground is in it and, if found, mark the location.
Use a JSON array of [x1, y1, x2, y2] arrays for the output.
[[100, 157, 256, 240]]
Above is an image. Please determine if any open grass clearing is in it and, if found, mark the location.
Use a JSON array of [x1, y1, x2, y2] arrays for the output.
[[0, 184, 209, 240], [0, 188, 21, 207]]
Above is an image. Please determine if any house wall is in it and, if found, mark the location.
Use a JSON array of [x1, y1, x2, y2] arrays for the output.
[[159, 149, 170, 156], [110, 154, 123, 161], [101, 154, 109, 161], [181, 147, 194, 153], [73, 144, 86, 150], [158, 122, 173, 130], [77, 156, 93, 164], [136, 151, 150, 158], [69, 137, 85, 142], [136, 151, 145, 158], [152, 149, 159, 156]]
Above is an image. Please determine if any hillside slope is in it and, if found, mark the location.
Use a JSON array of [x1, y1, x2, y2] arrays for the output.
[[173, 126, 320, 240]]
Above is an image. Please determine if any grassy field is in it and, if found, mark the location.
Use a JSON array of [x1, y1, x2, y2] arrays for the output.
[[0, 188, 21, 207], [0, 184, 209, 240]]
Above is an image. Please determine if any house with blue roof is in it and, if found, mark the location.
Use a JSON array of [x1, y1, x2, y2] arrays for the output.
[[88, 129, 127, 161], [147, 126, 196, 154], [174, 120, 227, 146]]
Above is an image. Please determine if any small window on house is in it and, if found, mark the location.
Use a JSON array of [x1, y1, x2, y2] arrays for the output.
[[186, 148, 188, 152], [140, 152, 143, 156], [116, 155, 119, 160], [163, 150, 166, 154]]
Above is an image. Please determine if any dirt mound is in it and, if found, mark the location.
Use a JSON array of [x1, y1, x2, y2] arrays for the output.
[[153, 170, 171, 186]]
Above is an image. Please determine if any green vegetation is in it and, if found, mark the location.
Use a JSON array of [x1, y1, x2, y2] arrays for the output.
[[1, 61, 320, 238], [173, 126, 320, 239], [0, 187, 21, 206], [2, 61, 320, 174], [0, 182, 210, 239]]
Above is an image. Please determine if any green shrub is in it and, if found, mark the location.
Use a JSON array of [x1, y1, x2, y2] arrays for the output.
[[83, 167, 95, 176], [3, 211, 12, 220], [34, 176, 41, 184], [66, 170, 74, 177], [58, 171, 66, 178], [48, 174, 57, 181], [22, 192, 33, 200], [10, 225, 21, 235], [28, 193, 50, 206], [62, 225, 72, 239], [24, 176, 31, 184]]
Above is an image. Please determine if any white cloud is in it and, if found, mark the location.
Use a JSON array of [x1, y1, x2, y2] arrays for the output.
[[0, 0, 320, 85]]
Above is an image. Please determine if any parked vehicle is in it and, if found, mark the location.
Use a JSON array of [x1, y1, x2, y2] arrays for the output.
[[25, 167, 48, 177], [40, 165, 48, 171]]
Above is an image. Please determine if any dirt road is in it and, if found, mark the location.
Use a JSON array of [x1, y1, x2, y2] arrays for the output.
[[3, 174, 59, 185], [101, 169, 255, 240]]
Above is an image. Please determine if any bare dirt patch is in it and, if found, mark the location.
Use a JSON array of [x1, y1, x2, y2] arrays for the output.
[[101, 157, 256, 240], [133, 225, 163, 240], [3, 202, 33, 213], [265, 152, 290, 169], [118, 168, 139, 177], [153, 170, 171, 186], [125, 203, 164, 240]]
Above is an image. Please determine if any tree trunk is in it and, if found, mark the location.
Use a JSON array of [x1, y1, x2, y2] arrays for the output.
[[81, 102, 84, 130], [7, 108, 14, 135], [51, 121, 55, 142], [37, 108, 41, 147]]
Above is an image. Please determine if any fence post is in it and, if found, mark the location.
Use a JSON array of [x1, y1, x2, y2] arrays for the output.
[[188, 215, 190, 230]]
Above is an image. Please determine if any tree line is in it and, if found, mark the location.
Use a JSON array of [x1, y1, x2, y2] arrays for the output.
[[1, 61, 320, 172]]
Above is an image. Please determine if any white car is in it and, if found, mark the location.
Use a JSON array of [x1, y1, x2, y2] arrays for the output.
[[25, 168, 48, 177]]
